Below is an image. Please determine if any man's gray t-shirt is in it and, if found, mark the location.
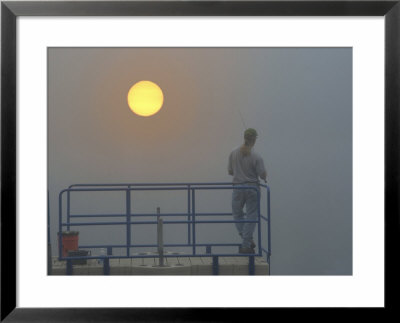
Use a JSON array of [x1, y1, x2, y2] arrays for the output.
[[228, 146, 266, 184]]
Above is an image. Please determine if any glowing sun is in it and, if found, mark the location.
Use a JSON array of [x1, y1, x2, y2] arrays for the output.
[[127, 80, 164, 117]]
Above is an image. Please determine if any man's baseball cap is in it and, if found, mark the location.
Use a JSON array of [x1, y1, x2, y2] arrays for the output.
[[244, 128, 258, 139]]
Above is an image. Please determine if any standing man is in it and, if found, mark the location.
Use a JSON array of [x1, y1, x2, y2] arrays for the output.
[[228, 128, 267, 254]]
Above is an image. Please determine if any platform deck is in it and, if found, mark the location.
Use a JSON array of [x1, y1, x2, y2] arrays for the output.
[[51, 253, 269, 275]]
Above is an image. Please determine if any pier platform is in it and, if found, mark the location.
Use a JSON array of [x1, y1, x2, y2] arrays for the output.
[[51, 253, 269, 275]]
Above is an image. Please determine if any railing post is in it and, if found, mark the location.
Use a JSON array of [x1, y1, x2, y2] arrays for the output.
[[267, 186, 271, 275], [67, 190, 71, 231], [58, 192, 63, 259], [157, 207, 164, 267], [187, 185, 191, 246], [257, 188, 262, 255], [126, 188, 131, 257], [268, 254, 271, 275], [191, 189, 196, 255]]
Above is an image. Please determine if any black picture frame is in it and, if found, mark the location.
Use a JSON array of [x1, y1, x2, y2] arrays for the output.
[[1, 0, 399, 321]]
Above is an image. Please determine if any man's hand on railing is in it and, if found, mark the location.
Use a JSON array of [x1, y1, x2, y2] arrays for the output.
[[260, 172, 267, 183]]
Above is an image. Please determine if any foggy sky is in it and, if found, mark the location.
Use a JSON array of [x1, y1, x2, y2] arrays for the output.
[[48, 47, 352, 275]]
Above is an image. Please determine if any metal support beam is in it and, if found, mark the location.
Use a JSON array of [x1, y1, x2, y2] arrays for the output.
[[212, 256, 219, 275], [157, 207, 165, 267], [103, 258, 110, 275], [66, 260, 73, 275], [248, 256, 255, 275]]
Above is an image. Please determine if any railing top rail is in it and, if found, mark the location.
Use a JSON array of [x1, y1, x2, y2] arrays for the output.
[[68, 182, 270, 189], [60, 184, 269, 196], [69, 182, 233, 188]]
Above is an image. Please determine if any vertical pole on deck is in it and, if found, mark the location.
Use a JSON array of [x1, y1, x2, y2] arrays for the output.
[[157, 207, 164, 267], [126, 189, 131, 257], [187, 185, 191, 247], [191, 189, 196, 255]]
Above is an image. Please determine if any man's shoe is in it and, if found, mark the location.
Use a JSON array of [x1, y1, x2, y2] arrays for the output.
[[239, 234, 256, 249], [239, 247, 255, 254]]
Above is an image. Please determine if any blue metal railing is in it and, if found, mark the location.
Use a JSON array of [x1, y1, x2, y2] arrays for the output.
[[58, 182, 271, 275]]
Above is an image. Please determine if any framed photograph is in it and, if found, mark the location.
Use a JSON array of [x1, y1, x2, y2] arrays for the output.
[[1, 0, 399, 320]]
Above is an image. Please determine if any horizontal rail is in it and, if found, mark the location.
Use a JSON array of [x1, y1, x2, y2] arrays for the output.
[[62, 219, 259, 226], [69, 182, 236, 188], [79, 243, 243, 249], [61, 185, 260, 195], [69, 212, 235, 218], [69, 181, 270, 189]]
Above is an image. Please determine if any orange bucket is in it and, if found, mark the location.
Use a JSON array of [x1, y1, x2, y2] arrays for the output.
[[58, 231, 79, 257]]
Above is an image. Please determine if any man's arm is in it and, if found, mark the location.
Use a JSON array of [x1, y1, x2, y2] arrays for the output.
[[228, 152, 233, 176], [256, 156, 267, 182]]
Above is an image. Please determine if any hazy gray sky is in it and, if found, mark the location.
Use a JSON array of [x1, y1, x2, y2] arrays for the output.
[[49, 47, 352, 275]]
